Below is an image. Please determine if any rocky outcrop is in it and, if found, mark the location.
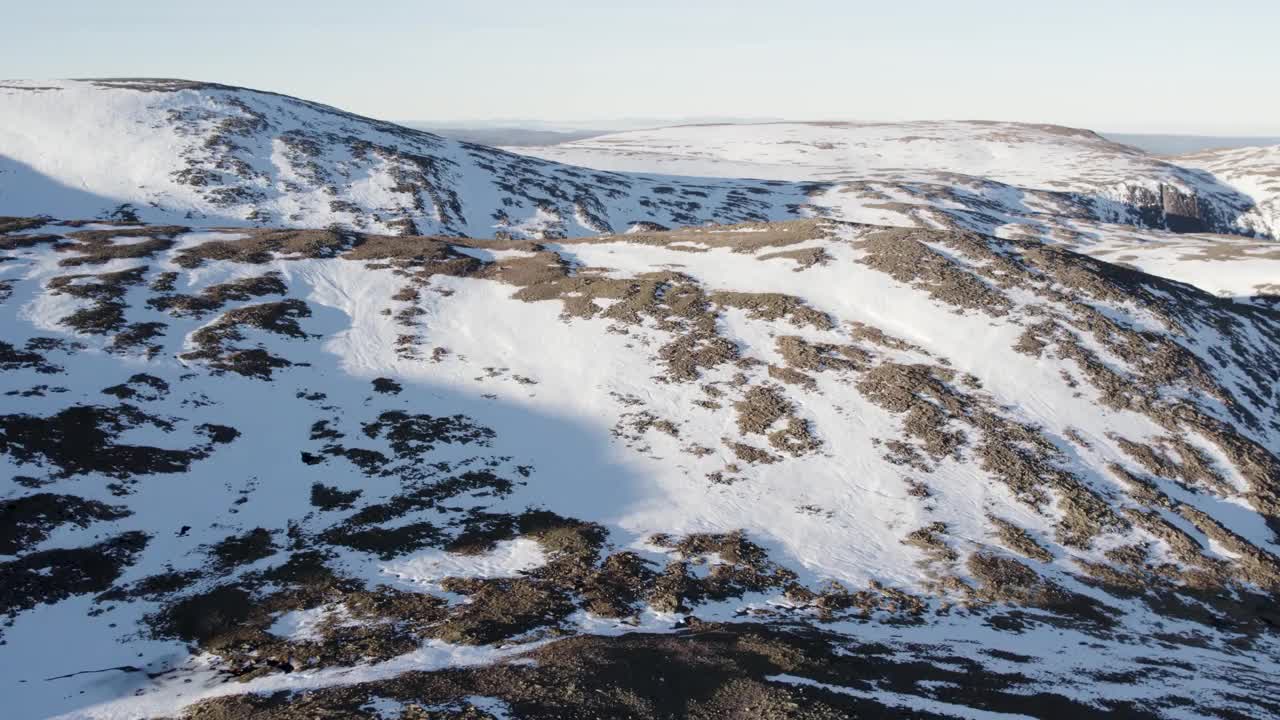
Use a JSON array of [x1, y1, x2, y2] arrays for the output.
[[1117, 183, 1208, 233], [1159, 184, 1205, 232]]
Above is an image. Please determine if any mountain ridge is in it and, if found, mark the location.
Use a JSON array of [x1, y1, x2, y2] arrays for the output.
[[2, 79, 1276, 244]]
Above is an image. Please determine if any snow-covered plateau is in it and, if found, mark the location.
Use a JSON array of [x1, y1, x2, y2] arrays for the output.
[[1, 79, 1279, 720]]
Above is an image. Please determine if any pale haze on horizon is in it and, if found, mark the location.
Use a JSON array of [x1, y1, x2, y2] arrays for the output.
[[3, 0, 1277, 135]]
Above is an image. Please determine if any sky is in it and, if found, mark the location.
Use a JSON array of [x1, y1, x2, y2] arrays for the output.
[[3, 0, 1278, 135]]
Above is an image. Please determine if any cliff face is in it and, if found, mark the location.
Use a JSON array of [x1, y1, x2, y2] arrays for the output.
[[1119, 183, 1209, 234], [1161, 183, 1206, 233]]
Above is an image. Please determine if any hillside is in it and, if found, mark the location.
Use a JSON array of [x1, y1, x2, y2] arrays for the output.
[[0, 80, 803, 238], [2, 81, 1276, 248], [1177, 144, 1280, 241], [2, 215, 1280, 718], [512, 121, 1277, 239]]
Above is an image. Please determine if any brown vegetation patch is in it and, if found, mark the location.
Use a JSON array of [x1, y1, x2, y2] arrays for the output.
[[987, 516, 1053, 563], [344, 235, 485, 281], [0, 493, 130, 555], [711, 291, 833, 329], [57, 225, 187, 266], [584, 219, 833, 254], [766, 364, 815, 389], [176, 619, 1179, 720], [208, 528, 278, 571], [101, 373, 170, 401], [856, 363, 967, 460], [854, 228, 1014, 315], [1, 531, 149, 619], [614, 410, 680, 445], [776, 335, 869, 373], [646, 531, 799, 613], [847, 321, 925, 354], [46, 265, 148, 335], [903, 522, 959, 563], [148, 272, 288, 317], [733, 384, 821, 456], [0, 404, 228, 480], [173, 228, 352, 268], [181, 300, 312, 378], [310, 483, 362, 511], [0, 340, 64, 374], [0, 216, 49, 234], [758, 246, 832, 270], [109, 321, 168, 357], [967, 552, 1112, 626], [734, 385, 793, 435], [727, 441, 780, 465]]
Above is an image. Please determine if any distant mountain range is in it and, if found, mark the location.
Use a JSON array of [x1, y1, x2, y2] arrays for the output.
[[1107, 133, 1280, 155], [415, 121, 1280, 156]]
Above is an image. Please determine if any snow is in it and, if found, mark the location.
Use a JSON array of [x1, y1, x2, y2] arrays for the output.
[[3, 80, 1274, 254], [268, 603, 356, 642], [510, 121, 1276, 240], [382, 538, 547, 591], [768, 674, 1036, 719], [1089, 234, 1280, 298], [0, 80, 809, 238], [49, 641, 544, 720]]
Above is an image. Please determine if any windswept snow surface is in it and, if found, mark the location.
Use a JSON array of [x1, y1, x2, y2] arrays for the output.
[[2, 216, 1279, 718], [1177, 143, 1280, 239], [509, 121, 1180, 187], [0, 80, 805, 238], [512, 121, 1277, 239], [2, 80, 1276, 249]]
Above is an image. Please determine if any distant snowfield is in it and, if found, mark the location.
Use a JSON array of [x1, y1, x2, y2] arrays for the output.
[[507, 121, 1174, 187], [509, 121, 1280, 239]]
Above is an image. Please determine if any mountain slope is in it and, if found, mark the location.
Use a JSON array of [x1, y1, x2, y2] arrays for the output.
[[3, 216, 1280, 718], [2, 80, 1275, 249], [0, 80, 804, 238], [1177, 143, 1280, 239], [512, 121, 1275, 238]]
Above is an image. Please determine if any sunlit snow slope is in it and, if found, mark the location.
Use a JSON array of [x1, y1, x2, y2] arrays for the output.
[[2, 80, 1276, 247], [2, 216, 1280, 719], [1177, 143, 1280, 240], [0, 80, 804, 238], [513, 121, 1277, 238]]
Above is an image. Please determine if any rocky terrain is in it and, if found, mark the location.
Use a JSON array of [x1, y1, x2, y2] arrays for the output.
[[2, 80, 1280, 720]]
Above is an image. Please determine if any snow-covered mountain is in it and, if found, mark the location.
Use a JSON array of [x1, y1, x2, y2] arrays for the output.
[[3, 80, 1280, 719], [3, 214, 1280, 719], [512, 121, 1278, 239], [1176, 143, 1280, 241], [1, 80, 1276, 245], [0, 80, 804, 238]]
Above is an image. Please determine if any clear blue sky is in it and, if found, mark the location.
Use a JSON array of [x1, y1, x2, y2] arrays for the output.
[[4, 0, 1277, 134]]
